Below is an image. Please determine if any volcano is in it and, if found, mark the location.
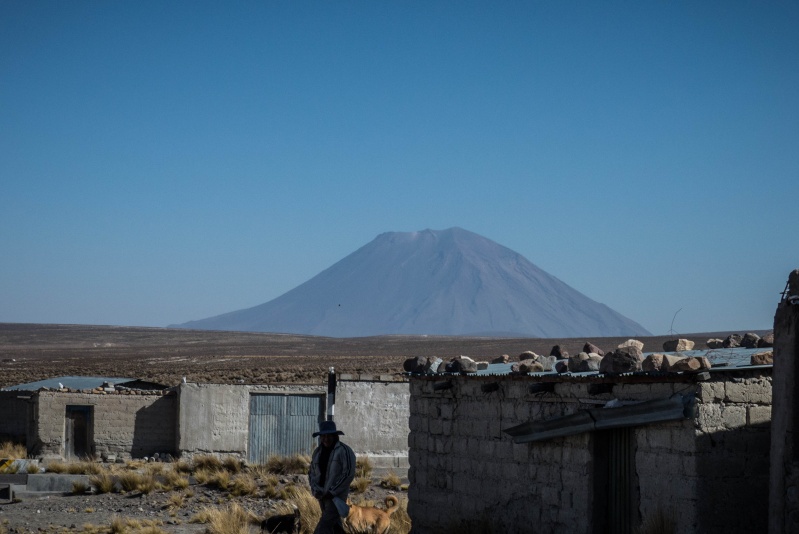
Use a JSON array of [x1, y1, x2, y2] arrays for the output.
[[174, 227, 651, 338]]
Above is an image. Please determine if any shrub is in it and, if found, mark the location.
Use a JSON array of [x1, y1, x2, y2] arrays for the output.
[[26, 463, 40, 474], [89, 471, 116, 494]]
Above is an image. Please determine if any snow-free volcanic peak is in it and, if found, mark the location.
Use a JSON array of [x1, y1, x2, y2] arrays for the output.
[[175, 227, 651, 337]]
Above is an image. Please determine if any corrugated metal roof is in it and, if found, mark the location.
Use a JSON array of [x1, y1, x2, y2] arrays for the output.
[[2, 376, 138, 391]]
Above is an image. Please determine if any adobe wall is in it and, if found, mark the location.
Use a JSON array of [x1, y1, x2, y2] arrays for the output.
[[408, 372, 771, 534], [336, 375, 410, 472], [33, 390, 177, 460]]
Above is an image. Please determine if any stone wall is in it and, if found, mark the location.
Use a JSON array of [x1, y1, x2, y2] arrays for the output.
[[33, 391, 177, 460], [408, 372, 771, 534], [336, 375, 410, 472]]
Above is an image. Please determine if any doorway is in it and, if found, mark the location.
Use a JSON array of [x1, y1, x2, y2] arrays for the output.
[[65, 405, 93, 460]]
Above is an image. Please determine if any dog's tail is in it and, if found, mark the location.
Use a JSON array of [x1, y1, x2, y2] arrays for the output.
[[384, 495, 400, 516]]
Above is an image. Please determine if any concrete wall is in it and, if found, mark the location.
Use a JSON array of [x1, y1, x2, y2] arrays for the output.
[[336, 376, 410, 471], [177, 383, 325, 458], [408, 373, 771, 534], [770, 269, 799, 534], [0, 392, 30, 444], [33, 391, 177, 460], [178, 378, 410, 471]]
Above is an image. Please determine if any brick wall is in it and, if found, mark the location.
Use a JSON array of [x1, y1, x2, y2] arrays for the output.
[[408, 372, 771, 534], [34, 391, 177, 460]]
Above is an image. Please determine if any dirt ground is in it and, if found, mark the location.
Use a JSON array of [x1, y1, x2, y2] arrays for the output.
[[0, 471, 404, 533], [0, 323, 755, 389]]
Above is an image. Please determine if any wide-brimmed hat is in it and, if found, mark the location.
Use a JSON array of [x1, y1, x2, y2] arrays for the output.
[[313, 420, 345, 437]]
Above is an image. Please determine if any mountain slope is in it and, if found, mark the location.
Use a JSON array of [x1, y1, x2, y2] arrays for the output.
[[175, 228, 651, 337]]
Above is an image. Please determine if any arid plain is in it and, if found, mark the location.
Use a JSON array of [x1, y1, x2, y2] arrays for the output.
[[0, 323, 758, 389]]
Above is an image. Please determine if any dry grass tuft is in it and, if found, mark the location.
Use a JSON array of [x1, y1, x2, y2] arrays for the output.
[[280, 485, 321, 534], [193, 454, 222, 472], [222, 456, 243, 473], [193, 467, 215, 485], [45, 461, 68, 474], [0, 441, 27, 460], [209, 469, 232, 491], [118, 471, 143, 493], [194, 502, 259, 534], [68, 460, 103, 475], [89, 471, 116, 494], [265, 454, 309, 475], [350, 476, 371, 494], [229, 473, 258, 497], [355, 456, 373, 478], [109, 516, 167, 534], [174, 458, 193, 473], [71, 481, 90, 495], [380, 470, 402, 490], [161, 468, 190, 491], [137, 473, 158, 494], [165, 492, 185, 511], [26, 463, 40, 474], [387, 498, 412, 534]]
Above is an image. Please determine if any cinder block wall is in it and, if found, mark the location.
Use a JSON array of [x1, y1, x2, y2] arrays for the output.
[[34, 391, 177, 460], [336, 376, 410, 472], [408, 373, 771, 534], [0, 391, 30, 444]]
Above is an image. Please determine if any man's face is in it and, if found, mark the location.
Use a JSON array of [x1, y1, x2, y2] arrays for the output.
[[320, 434, 336, 448]]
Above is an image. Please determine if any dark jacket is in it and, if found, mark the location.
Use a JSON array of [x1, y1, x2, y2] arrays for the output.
[[309, 440, 356, 499]]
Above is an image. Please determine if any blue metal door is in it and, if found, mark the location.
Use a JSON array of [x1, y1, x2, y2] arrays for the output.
[[248, 394, 322, 463]]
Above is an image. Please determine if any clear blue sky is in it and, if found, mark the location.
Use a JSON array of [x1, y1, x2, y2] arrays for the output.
[[2, 1, 797, 335]]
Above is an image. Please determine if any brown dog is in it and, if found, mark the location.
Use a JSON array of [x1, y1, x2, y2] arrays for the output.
[[343, 495, 399, 534]]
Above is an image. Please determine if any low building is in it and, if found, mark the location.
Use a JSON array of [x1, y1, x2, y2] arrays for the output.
[[0, 374, 410, 472], [407, 347, 772, 534]]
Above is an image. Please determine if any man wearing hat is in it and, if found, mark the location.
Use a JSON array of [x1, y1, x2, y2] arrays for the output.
[[309, 420, 357, 534]]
